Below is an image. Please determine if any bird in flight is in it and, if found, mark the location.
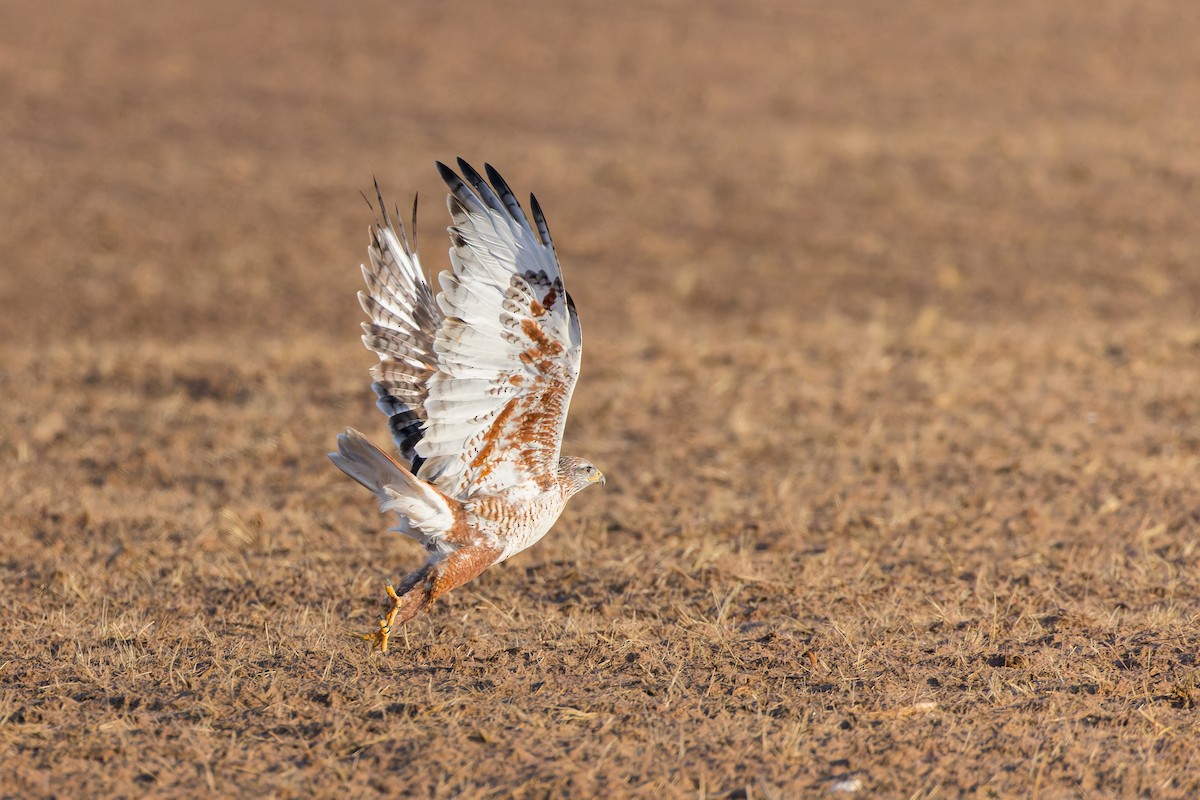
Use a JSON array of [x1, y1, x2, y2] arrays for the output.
[[330, 159, 604, 652]]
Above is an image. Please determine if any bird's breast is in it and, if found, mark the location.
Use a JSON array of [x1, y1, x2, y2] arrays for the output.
[[467, 493, 566, 562]]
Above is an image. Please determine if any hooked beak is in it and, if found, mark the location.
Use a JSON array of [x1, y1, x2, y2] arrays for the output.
[[590, 470, 606, 486]]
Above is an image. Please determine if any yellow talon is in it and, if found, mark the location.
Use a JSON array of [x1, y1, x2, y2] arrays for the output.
[[362, 581, 404, 653]]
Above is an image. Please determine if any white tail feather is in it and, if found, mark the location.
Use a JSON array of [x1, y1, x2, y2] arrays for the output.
[[329, 429, 456, 545]]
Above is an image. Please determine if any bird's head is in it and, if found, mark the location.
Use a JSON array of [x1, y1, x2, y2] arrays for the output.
[[558, 455, 605, 499]]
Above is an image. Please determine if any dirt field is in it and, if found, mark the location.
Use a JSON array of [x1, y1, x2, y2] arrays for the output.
[[3, 0, 1200, 796]]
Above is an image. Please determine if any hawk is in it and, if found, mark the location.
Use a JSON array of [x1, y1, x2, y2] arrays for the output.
[[330, 159, 604, 652]]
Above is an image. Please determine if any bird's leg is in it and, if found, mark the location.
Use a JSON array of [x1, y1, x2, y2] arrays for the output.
[[364, 543, 502, 653], [368, 579, 421, 651]]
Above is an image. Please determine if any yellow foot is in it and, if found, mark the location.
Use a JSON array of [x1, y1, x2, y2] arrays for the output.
[[361, 581, 403, 653]]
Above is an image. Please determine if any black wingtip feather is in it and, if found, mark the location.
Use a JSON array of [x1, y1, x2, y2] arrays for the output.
[[529, 192, 554, 249], [483, 163, 507, 193], [483, 163, 532, 229], [456, 157, 485, 188], [435, 160, 461, 188], [457, 158, 513, 218]]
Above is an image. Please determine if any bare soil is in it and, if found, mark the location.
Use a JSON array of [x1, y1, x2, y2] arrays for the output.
[[3, 1, 1200, 796]]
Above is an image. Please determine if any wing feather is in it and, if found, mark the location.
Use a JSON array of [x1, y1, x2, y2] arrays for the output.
[[350, 162, 581, 501], [356, 193, 443, 469], [414, 161, 582, 499]]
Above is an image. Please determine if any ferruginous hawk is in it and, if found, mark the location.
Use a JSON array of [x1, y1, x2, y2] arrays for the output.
[[330, 159, 604, 652]]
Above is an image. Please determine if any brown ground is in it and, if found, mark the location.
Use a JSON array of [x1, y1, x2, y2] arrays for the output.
[[2, 1, 1200, 797]]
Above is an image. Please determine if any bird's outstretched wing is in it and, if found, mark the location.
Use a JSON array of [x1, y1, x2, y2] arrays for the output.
[[415, 159, 583, 500], [358, 186, 443, 471]]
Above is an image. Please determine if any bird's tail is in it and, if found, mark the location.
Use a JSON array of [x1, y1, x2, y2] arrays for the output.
[[329, 428, 455, 539]]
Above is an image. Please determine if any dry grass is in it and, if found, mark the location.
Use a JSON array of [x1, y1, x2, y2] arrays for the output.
[[3, 0, 1200, 796]]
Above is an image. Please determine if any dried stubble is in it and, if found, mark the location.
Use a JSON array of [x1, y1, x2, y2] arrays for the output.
[[3, 0, 1200, 796]]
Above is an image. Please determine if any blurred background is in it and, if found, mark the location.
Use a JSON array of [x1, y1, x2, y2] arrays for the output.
[[3, 0, 1197, 351]]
